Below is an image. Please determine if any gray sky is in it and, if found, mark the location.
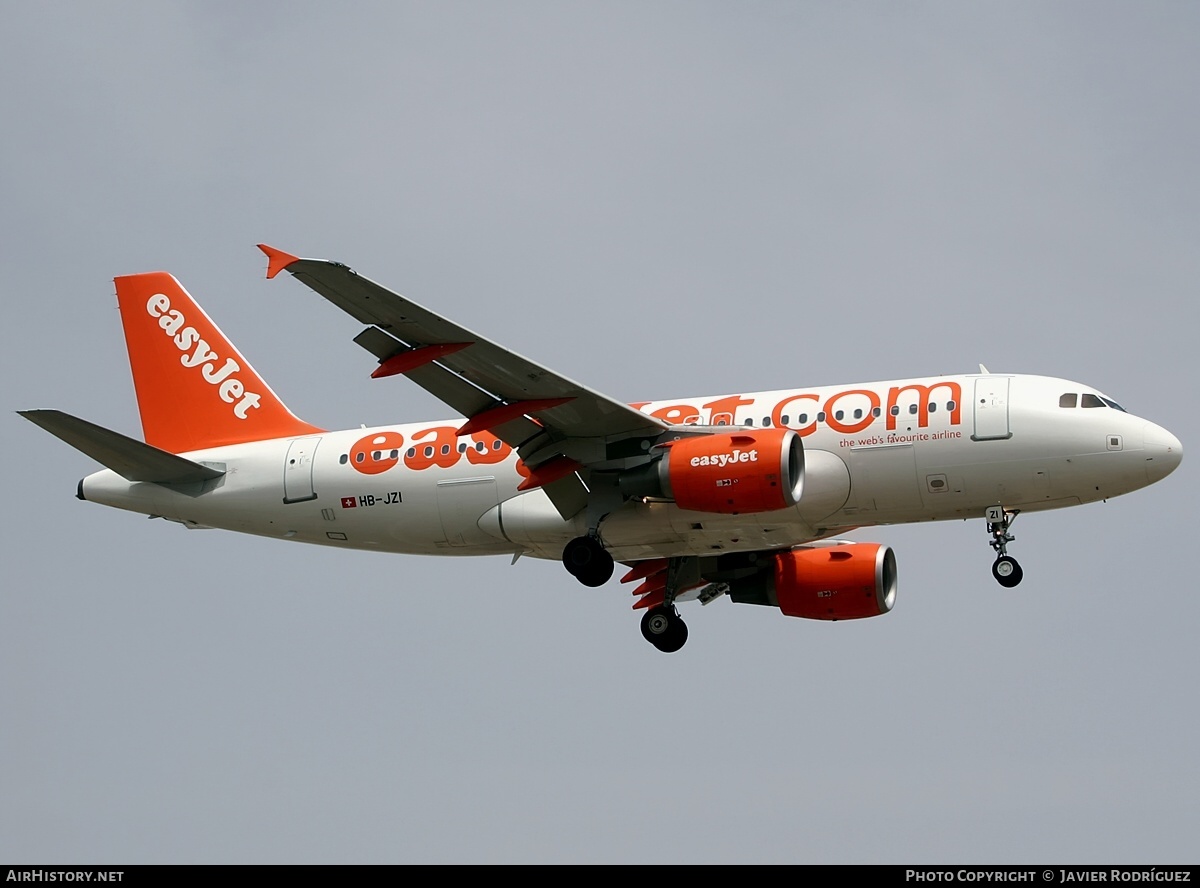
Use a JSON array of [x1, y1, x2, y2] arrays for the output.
[[2, 2, 1196, 864]]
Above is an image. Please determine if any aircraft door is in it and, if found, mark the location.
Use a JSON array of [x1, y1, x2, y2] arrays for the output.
[[283, 436, 321, 503], [972, 377, 1012, 441]]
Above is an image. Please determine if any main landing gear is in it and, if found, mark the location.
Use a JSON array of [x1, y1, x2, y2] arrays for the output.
[[561, 537, 695, 652], [637, 555, 698, 652], [640, 605, 688, 653], [562, 535, 614, 587], [985, 505, 1023, 588]]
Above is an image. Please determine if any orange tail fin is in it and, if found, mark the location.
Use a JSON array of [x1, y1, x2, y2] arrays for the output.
[[114, 271, 323, 453]]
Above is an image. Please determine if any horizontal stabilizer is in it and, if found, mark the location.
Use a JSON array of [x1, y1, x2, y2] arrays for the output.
[[18, 410, 225, 485]]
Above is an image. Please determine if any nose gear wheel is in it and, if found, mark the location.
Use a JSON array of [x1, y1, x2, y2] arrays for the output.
[[992, 555, 1023, 587], [985, 506, 1023, 587]]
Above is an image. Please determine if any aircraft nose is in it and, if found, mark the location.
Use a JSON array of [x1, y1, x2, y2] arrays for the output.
[[1143, 421, 1183, 483]]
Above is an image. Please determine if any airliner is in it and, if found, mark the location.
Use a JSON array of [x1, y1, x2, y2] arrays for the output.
[[20, 245, 1183, 652]]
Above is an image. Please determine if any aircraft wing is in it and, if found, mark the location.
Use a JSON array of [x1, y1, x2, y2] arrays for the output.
[[259, 245, 670, 516]]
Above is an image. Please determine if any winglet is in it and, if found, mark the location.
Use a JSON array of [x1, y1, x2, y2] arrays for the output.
[[257, 244, 300, 279]]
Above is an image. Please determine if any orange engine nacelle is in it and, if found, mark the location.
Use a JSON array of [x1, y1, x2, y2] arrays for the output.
[[656, 429, 804, 514], [769, 543, 897, 620]]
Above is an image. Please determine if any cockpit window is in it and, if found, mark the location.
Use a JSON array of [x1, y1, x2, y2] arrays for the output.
[[1061, 391, 1125, 411]]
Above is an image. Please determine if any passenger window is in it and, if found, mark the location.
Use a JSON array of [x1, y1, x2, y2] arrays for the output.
[[834, 410, 844, 421], [781, 414, 790, 425], [798, 414, 807, 424], [817, 412, 826, 422], [762, 417, 770, 427], [890, 406, 900, 416], [744, 418, 754, 426], [854, 408, 863, 419], [872, 407, 881, 417], [1060, 393, 1078, 408], [1081, 394, 1104, 408], [424, 446, 434, 457], [339, 454, 348, 465], [441, 444, 451, 454], [928, 403, 937, 413], [406, 448, 415, 458], [908, 404, 918, 415], [946, 400, 956, 412]]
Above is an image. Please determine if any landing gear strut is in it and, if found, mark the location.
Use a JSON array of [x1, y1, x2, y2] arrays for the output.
[[640, 605, 688, 653], [562, 535, 614, 587], [985, 506, 1023, 588], [637, 556, 697, 652], [561, 535, 695, 651]]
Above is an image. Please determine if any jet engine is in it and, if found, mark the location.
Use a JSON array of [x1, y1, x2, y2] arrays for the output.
[[726, 542, 897, 620], [619, 429, 804, 514]]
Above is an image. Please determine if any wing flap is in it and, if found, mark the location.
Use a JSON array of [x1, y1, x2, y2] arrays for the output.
[[19, 410, 225, 485]]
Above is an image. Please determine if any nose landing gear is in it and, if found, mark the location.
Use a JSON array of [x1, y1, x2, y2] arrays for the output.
[[985, 506, 1023, 587]]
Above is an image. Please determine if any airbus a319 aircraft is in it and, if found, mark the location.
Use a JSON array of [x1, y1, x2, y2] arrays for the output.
[[21, 245, 1183, 652]]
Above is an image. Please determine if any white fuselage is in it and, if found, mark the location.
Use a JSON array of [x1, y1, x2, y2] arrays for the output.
[[79, 373, 1181, 563]]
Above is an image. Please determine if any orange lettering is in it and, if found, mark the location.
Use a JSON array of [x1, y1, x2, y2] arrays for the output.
[[886, 382, 962, 431], [770, 393, 820, 437], [824, 389, 880, 435], [349, 431, 406, 475], [650, 404, 703, 425], [703, 394, 754, 426], [403, 426, 461, 470], [465, 431, 512, 465]]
